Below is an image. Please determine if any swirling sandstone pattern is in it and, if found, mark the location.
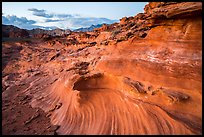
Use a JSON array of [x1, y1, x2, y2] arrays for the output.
[[23, 72, 201, 134], [2, 2, 202, 135]]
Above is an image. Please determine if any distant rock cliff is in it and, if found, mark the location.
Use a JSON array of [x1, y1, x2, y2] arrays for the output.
[[2, 25, 71, 38], [2, 25, 29, 38], [27, 28, 71, 38], [74, 24, 103, 32]]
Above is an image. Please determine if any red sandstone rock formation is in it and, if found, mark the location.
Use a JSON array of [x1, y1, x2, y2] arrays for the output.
[[2, 2, 202, 135]]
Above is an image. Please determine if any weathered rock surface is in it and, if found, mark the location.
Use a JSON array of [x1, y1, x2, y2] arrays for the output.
[[2, 25, 71, 38], [28, 28, 71, 37], [2, 2, 202, 135], [2, 25, 30, 38]]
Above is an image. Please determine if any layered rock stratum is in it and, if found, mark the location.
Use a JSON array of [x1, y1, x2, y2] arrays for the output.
[[2, 2, 202, 135]]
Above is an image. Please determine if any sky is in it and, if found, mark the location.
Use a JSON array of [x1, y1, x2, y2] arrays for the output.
[[2, 2, 148, 30]]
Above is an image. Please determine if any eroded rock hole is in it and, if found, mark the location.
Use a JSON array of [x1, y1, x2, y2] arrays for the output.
[[73, 73, 105, 91]]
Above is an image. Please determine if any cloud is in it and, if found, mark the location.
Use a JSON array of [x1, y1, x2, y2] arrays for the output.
[[27, 8, 117, 29], [27, 8, 118, 30], [45, 19, 62, 22], [55, 14, 73, 18], [67, 17, 117, 29], [2, 15, 36, 24], [2, 8, 118, 30], [33, 17, 117, 30], [2, 15, 58, 30], [28, 8, 53, 18], [28, 8, 73, 19], [2, 15, 38, 30]]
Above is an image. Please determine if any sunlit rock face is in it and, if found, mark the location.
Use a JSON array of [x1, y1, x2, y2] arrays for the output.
[[2, 2, 202, 135]]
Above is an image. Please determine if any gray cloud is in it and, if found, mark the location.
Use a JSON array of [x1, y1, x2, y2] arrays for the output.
[[2, 15, 57, 30], [2, 15, 36, 24], [28, 8, 73, 19], [28, 8, 54, 18], [28, 8, 45, 13], [55, 14, 73, 18], [45, 19, 63, 22]]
